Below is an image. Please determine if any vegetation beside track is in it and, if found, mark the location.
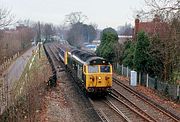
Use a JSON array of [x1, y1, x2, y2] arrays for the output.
[[0, 45, 52, 121]]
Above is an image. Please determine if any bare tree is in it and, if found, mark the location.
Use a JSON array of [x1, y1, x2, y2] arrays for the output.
[[137, 0, 179, 21], [64, 12, 98, 47], [56, 25, 69, 40], [66, 22, 97, 47], [43, 23, 55, 41], [0, 7, 14, 29], [0, 6, 14, 60], [117, 23, 133, 36], [32, 21, 42, 44], [65, 12, 88, 25]]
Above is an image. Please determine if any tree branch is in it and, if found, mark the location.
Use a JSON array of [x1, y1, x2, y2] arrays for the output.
[[0, 7, 15, 29]]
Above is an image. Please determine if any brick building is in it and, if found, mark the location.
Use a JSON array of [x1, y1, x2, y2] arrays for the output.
[[133, 15, 175, 40]]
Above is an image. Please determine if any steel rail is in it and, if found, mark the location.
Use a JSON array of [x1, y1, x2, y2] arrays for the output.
[[113, 78, 180, 122]]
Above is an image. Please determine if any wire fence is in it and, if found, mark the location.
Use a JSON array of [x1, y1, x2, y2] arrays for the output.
[[0, 52, 20, 76], [113, 63, 180, 101], [0, 45, 51, 121]]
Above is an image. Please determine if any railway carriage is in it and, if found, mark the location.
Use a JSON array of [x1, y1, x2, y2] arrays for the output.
[[58, 43, 112, 95]]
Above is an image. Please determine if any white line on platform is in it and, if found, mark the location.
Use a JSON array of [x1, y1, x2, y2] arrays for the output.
[[36, 49, 38, 53], [22, 81, 25, 86], [20, 87, 23, 94], [31, 55, 35, 62], [29, 63, 32, 70]]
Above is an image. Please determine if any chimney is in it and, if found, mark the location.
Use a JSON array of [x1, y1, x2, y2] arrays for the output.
[[134, 15, 140, 40]]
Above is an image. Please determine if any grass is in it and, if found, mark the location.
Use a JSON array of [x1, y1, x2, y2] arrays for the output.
[[12, 55, 33, 98], [1, 45, 53, 121]]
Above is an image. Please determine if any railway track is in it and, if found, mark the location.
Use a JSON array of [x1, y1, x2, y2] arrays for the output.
[[89, 97, 129, 122], [102, 99, 132, 122], [112, 78, 180, 122], [109, 90, 156, 122], [46, 43, 127, 122], [44, 43, 179, 122], [95, 109, 111, 122], [45, 43, 107, 121], [47, 44, 60, 62]]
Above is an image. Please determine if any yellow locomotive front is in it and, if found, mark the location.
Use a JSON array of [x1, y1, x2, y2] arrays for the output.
[[60, 47, 113, 95], [84, 63, 112, 93]]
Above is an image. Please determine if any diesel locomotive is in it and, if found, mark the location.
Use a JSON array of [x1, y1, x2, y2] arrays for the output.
[[58, 43, 112, 95]]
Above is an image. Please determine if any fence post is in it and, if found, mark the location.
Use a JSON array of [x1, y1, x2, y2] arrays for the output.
[[122, 64, 123, 75], [177, 85, 179, 99], [127, 67, 128, 77], [146, 74, 149, 87], [116, 63, 118, 71], [139, 72, 141, 85]]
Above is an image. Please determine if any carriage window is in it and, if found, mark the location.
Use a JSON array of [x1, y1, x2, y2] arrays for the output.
[[100, 65, 110, 72], [88, 66, 98, 73]]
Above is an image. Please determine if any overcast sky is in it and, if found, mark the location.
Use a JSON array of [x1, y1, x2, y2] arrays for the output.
[[1, 0, 145, 29]]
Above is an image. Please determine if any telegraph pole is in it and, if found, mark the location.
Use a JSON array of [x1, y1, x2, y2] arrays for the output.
[[37, 21, 41, 59]]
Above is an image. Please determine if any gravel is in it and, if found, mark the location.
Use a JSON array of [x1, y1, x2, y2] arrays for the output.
[[38, 43, 101, 122]]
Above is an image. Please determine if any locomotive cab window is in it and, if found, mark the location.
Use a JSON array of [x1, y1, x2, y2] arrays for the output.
[[100, 65, 110, 72], [88, 65, 98, 73]]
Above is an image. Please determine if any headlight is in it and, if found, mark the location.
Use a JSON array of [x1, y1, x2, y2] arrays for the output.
[[98, 76, 101, 80]]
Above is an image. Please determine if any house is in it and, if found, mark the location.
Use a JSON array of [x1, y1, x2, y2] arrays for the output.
[[133, 15, 175, 40]]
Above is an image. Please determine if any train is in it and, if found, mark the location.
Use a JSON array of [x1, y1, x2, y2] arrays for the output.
[[57, 42, 112, 95]]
